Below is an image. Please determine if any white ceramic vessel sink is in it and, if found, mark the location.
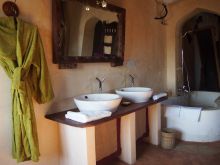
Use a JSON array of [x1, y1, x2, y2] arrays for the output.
[[74, 93, 122, 113], [115, 87, 153, 103]]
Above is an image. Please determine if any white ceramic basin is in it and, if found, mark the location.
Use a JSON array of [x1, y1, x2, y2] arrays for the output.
[[115, 87, 153, 103], [74, 93, 122, 113]]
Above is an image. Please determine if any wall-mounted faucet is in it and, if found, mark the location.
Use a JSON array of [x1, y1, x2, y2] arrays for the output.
[[214, 96, 220, 105], [129, 74, 135, 87], [96, 77, 105, 93], [178, 85, 191, 95]]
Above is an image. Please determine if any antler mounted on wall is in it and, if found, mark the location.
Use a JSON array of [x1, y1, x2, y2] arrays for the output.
[[154, 3, 168, 20], [154, 0, 168, 25], [154, 0, 181, 24]]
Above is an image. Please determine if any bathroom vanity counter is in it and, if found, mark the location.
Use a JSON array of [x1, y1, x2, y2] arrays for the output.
[[45, 97, 167, 128], [45, 96, 167, 165]]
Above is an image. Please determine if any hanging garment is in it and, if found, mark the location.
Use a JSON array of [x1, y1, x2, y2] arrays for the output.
[[0, 17, 54, 162]]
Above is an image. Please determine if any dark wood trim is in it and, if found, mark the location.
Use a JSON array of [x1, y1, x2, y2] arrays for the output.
[[116, 118, 122, 154], [146, 107, 149, 136], [45, 97, 167, 128], [52, 0, 126, 68], [52, 0, 63, 63]]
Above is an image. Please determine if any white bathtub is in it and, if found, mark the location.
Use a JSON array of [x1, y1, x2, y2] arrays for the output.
[[162, 91, 220, 142]]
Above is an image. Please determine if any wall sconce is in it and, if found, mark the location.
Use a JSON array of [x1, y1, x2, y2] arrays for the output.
[[84, 0, 90, 11], [85, 6, 90, 11]]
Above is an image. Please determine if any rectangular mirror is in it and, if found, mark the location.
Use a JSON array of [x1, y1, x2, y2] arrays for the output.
[[52, 0, 126, 68]]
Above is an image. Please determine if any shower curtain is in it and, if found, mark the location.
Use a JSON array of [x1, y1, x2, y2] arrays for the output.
[[196, 28, 220, 91]]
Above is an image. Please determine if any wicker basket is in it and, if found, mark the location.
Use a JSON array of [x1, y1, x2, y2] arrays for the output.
[[161, 128, 176, 149]]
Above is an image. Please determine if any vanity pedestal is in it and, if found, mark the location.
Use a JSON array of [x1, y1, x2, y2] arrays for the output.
[[120, 112, 136, 164], [148, 103, 162, 145], [46, 98, 166, 165], [59, 125, 96, 165]]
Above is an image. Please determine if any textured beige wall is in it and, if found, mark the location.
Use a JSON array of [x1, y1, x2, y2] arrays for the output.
[[0, 0, 166, 164], [165, 0, 220, 95]]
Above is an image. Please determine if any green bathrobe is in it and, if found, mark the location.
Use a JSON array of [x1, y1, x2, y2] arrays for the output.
[[0, 17, 54, 162]]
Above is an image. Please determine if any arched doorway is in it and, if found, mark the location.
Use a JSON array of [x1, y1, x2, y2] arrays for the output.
[[178, 12, 220, 93], [165, 1, 220, 95]]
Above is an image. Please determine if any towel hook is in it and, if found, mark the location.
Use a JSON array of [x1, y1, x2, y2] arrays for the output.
[[2, 1, 19, 30], [2, 1, 19, 17], [2, 0, 19, 17]]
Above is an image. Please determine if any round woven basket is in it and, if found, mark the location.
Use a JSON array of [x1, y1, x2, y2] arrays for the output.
[[161, 128, 176, 149]]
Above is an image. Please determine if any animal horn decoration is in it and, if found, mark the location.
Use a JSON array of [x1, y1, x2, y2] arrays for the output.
[[154, 3, 168, 20], [154, 1, 168, 25]]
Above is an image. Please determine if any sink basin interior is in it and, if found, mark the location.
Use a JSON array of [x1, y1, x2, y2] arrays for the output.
[[76, 93, 122, 101], [74, 93, 122, 113], [115, 87, 153, 103], [120, 87, 152, 92]]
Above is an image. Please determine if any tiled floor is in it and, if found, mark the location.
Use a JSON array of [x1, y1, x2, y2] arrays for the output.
[[108, 140, 220, 165]]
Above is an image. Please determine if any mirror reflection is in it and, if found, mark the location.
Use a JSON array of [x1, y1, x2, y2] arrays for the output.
[[63, 0, 120, 57]]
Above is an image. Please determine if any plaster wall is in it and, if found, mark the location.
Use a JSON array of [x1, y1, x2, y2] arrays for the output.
[[0, 0, 166, 164], [165, 0, 220, 95]]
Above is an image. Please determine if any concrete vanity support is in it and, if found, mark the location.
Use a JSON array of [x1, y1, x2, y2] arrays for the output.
[[58, 113, 137, 165], [119, 112, 136, 164], [59, 124, 96, 165], [148, 103, 161, 145]]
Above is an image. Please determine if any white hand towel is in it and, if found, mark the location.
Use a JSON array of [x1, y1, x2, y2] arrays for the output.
[[153, 93, 167, 101], [164, 105, 180, 118], [65, 111, 112, 123], [104, 46, 112, 55], [179, 106, 202, 122]]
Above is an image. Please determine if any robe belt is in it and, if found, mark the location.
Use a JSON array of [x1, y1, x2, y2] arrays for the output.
[[12, 67, 27, 115], [12, 67, 25, 90]]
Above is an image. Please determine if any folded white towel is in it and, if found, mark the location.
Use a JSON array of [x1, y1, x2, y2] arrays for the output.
[[65, 111, 112, 123], [164, 105, 180, 118], [153, 93, 167, 101], [104, 46, 112, 55], [179, 106, 202, 122]]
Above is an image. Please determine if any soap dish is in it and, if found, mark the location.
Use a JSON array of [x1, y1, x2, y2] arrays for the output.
[[121, 101, 131, 106]]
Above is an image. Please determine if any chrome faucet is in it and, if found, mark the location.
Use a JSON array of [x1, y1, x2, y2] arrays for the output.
[[214, 96, 220, 105], [178, 85, 190, 95], [129, 74, 135, 87], [96, 77, 105, 93]]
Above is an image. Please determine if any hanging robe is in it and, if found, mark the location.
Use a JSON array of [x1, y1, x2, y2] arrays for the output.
[[0, 17, 54, 162]]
